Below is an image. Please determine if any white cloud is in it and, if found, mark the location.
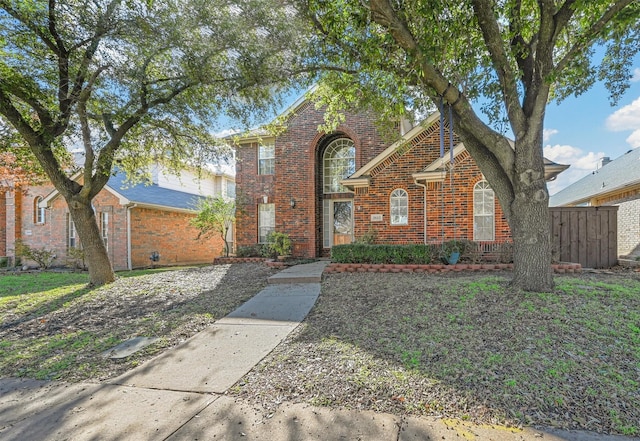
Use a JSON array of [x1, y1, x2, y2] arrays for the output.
[[606, 96, 640, 131], [543, 128, 558, 142], [544, 144, 605, 195], [632, 68, 640, 82], [626, 130, 640, 148]]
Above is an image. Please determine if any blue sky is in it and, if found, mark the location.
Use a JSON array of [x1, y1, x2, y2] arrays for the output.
[[543, 63, 640, 195]]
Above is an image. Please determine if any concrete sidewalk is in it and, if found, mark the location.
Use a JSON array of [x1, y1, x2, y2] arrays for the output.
[[0, 261, 635, 440]]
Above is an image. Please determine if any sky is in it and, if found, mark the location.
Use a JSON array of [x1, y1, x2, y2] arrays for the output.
[[543, 63, 640, 195]]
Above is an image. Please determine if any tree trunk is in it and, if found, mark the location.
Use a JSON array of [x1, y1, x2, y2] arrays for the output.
[[508, 138, 554, 292], [67, 195, 115, 286]]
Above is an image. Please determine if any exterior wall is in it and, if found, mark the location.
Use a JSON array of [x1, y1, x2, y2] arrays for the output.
[[353, 126, 510, 245], [235, 103, 388, 257], [129, 207, 222, 268], [8, 182, 223, 270], [615, 198, 640, 258]]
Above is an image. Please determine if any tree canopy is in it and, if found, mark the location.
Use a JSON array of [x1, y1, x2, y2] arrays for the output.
[[0, 0, 310, 284], [299, 0, 639, 291]]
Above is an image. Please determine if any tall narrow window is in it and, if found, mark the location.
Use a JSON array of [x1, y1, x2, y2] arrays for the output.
[[34, 197, 45, 224], [101, 212, 109, 251], [390, 189, 408, 225], [323, 138, 355, 193], [258, 143, 275, 175], [473, 181, 495, 241], [68, 215, 78, 249], [258, 203, 275, 243]]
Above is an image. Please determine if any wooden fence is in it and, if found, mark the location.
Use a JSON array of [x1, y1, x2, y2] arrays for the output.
[[549, 206, 618, 269]]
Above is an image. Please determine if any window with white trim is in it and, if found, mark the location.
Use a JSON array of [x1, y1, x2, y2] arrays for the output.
[[68, 214, 78, 249], [258, 143, 275, 175], [323, 138, 355, 193], [473, 181, 495, 241], [101, 212, 109, 251], [34, 197, 45, 224], [258, 203, 275, 243], [390, 189, 408, 225]]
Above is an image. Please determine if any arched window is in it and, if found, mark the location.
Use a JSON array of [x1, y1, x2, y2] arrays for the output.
[[323, 138, 355, 193], [390, 189, 408, 225], [473, 181, 495, 241], [34, 197, 45, 224]]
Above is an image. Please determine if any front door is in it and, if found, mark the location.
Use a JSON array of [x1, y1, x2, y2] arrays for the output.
[[332, 200, 353, 246]]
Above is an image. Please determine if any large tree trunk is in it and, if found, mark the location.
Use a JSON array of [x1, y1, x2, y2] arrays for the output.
[[508, 136, 554, 292], [66, 194, 115, 286]]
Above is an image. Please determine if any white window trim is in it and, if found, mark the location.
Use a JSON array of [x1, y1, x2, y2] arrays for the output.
[[390, 188, 409, 225], [473, 180, 495, 241], [258, 203, 275, 243], [323, 138, 355, 194], [258, 143, 275, 175]]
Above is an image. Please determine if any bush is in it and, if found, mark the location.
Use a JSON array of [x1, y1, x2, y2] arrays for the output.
[[264, 232, 292, 258], [14, 239, 56, 269], [331, 244, 435, 265], [236, 245, 264, 258], [66, 247, 87, 270]]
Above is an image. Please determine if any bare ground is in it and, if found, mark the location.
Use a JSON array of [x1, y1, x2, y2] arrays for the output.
[[1, 264, 639, 436]]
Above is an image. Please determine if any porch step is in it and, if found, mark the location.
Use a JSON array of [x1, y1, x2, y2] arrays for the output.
[[267, 261, 329, 284]]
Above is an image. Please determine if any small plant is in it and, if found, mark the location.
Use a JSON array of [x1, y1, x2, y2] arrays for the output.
[[66, 247, 87, 270], [236, 245, 264, 258], [265, 232, 292, 258], [13, 239, 56, 269]]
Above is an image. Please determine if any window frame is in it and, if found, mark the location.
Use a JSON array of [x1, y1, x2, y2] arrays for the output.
[[390, 188, 409, 225], [68, 214, 78, 249], [101, 212, 109, 251], [34, 197, 45, 224], [258, 142, 275, 175], [473, 180, 495, 241], [257, 203, 275, 244], [323, 138, 355, 194]]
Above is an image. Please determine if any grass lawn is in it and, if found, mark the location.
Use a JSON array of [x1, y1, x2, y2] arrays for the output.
[[1, 266, 639, 435]]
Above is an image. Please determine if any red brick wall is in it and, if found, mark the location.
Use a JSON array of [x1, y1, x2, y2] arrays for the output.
[[14, 185, 222, 270], [236, 103, 388, 257], [235, 104, 513, 257], [129, 207, 222, 269]]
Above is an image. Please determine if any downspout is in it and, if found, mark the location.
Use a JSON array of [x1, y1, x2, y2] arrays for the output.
[[126, 204, 137, 270], [415, 181, 428, 245]]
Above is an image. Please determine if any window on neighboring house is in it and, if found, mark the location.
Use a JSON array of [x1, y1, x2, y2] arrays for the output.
[[101, 212, 109, 251], [390, 189, 408, 225], [68, 214, 78, 249], [34, 197, 45, 224], [473, 180, 495, 241], [226, 181, 236, 199], [323, 138, 355, 193], [258, 203, 275, 243], [258, 143, 275, 175]]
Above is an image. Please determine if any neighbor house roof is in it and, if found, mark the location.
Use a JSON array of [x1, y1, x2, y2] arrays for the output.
[[41, 169, 205, 213], [550, 148, 640, 207]]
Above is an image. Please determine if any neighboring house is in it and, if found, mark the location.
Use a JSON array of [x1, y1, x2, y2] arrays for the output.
[[0, 163, 235, 270], [234, 96, 568, 258], [550, 148, 640, 259]]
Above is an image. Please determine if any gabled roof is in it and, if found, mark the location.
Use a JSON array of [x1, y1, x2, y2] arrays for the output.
[[41, 169, 205, 213], [550, 148, 640, 207], [342, 112, 568, 188]]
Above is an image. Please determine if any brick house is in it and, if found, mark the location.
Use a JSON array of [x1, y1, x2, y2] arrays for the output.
[[550, 148, 640, 260], [234, 96, 568, 258], [1, 163, 235, 270]]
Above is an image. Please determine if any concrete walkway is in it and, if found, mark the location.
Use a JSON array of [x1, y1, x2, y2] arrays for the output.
[[0, 261, 634, 440]]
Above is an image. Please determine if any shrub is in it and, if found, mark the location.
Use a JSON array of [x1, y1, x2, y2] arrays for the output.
[[13, 239, 56, 269], [264, 232, 292, 258], [331, 244, 434, 265], [66, 247, 87, 270], [236, 245, 264, 258]]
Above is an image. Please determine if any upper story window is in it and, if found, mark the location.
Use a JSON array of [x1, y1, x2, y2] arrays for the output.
[[34, 197, 45, 224], [473, 180, 495, 241], [258, 143, 275, 175], [390, 189, 408, 225], [323, 138, 355, 193]]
